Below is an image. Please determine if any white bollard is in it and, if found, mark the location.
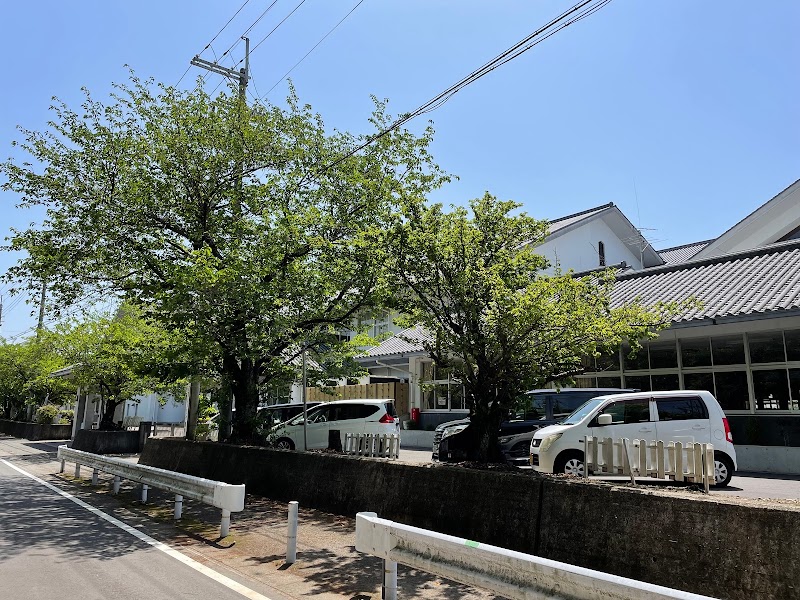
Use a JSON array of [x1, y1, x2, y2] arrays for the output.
[[74, 463, 81, 479], [383, 559, 398, 600], [220, 509, 231, 538], [286, 501, 299, 564], [141, 484, 149, 503], [113, 476, 121, 495], [92, 468, 99, 486], [60, 459, 65, 473], [174, 494, 183, 519]]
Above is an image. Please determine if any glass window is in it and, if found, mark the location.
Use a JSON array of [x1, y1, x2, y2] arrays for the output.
[[574, 377, 597, 388], [601, 400, 650, 424], [649, 341, 678, 369], [683, 372, 714, 394], [450, 385, 466, 410], [749, 332, 786, 364], [553, 393, 596, 417], [625, 375, 651, 392], [789, 369, 800, 411], [711, 335, 745, 365], [713, 371, 749, 411], [785, 330, 800, 362], [752, 369, 790, 410], [623, 343, 649, 371], [595, 348, 621, 372], [681, 338, 711, 367], [651, 374, 679, 391], [657, 396, 707, 421], [597, 376, 622, 388]]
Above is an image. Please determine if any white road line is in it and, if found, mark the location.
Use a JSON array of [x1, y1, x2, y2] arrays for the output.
[[1, 459, 275, 600]]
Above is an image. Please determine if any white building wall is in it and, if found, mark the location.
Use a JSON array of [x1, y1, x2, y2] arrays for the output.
[[537, 219, 644, 273]]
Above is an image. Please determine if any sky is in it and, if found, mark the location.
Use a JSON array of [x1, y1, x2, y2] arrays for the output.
[[0, 0, 798, 338]]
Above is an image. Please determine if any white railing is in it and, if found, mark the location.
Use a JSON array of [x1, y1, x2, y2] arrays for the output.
[[344, 433, 400, 459], [355, 512, 719, 600], [584, 437, 714, 492], [57, 445, 245, 537]]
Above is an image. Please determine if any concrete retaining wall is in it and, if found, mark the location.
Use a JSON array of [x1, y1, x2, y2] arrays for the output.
[[71, 427, 147, 454], [736, 445, 800, 474], [141, 438, 800, 600], [0, 419, 72, 441]]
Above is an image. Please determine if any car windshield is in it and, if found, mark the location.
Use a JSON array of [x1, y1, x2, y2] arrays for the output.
[[287, 407, 321, 426], [560, 398, 605, 425], [511, 394, 546, 420]]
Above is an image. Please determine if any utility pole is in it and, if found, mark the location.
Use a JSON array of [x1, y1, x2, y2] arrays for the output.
[[36, 278, 46, 333], [190, 37, 250, 101]]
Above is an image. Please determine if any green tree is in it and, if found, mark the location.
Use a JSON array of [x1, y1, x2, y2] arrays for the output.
[[53, 307, 186, 430], [1, 75, 448, 440], [391, 193, 685, 462], [0, 335, 74, 420]]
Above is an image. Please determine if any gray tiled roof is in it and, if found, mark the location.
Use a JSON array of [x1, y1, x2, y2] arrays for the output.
[[360, 325, 432, 357], [657, 240, 712, 265], [613, 240, 800, 324], [548, 203, 614, 234]]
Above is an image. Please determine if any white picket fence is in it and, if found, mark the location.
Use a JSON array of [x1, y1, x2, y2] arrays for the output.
[[585, 437, 715, 492], [344, 433, 400, 459]]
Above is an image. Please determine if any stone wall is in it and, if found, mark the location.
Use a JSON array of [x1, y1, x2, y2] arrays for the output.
[[140, 438, 800, 600], [0, 419, 72, 441]]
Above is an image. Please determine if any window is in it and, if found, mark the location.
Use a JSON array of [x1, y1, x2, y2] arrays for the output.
[[595, 349, 621, 372], [749, 332, 786, 364], [420, 361, 465, 411], [656, 396, 707, 421], [785, 330, 800, 362], [753, 369, 790, 410], [624, 375, 651, 392], [790, 370, 800, 411], [597, 376, 622, 388], [602, 399, 650, 424], [711, 335, 746, 365], [622, 343, 649, 371], [598, 241, 606, 267], [649, 341, 678, 369], [683, 372, 714, 394], [552, 392, 596, 417], [681, 338, 711, 367], [651, 374, 679, 391], [713, 371, 749, 411]]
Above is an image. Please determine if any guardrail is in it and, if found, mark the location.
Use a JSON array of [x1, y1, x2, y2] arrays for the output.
[[57, 445, 245, 537], [584, 437, 714, 492], [344, 433, 400, 458], [355, 512, 719, 600]]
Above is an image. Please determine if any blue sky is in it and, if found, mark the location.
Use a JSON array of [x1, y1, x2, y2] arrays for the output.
[[1, 0, 798, 337]]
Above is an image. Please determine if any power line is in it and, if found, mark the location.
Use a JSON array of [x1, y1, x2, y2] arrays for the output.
[[263, 0, 367, 99], [323, 0, 613, 171], [215, 0, 280, 71], [237, 0, 309, 66], [202, 0, 254, 54]]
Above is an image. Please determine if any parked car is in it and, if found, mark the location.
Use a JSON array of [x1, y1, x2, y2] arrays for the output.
[[529, 390, 737, 486], [433, 388, 633, 464], [270, 399, 399, 450], [257, 402, 321, 427]]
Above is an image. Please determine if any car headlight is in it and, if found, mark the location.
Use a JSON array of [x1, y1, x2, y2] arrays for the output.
[[441, 424, 468, 440], [538, 433, 562, 453]]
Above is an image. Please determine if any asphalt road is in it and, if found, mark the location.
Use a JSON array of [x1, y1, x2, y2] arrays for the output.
[[0, 440, 289, 600]]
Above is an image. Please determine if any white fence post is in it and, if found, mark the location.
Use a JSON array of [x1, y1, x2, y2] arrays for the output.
[[92, 468, 99, 485], [220, 509, 231, 538], [141, 484, 149, 503], [60, 459, 65, 473], [287, 501, 298, 564], [74, 463, 81, 479], [174, 494, 183, 519], [113, 476, 121, 495], [383, 558, 398, 600]]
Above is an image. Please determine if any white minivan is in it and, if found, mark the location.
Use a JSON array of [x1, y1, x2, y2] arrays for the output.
[[270, 399, 400, 450], [529, 390, 737, 486]]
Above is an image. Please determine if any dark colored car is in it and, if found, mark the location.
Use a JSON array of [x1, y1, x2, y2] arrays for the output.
[[433, 388, 634, 464]]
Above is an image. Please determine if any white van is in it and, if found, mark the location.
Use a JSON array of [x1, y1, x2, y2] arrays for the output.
[[529, 390, 737, 486], [270, 399, 399, 450]]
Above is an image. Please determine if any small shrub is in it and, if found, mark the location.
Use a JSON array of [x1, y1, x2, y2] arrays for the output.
[[58, 409, 74, 424], [35, 404, 59, 424]]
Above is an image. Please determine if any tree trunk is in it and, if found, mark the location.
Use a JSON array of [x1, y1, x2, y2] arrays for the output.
[[99, 398, 123, 430], [224, 355, 260, 443], [185, 378, 201, 440]]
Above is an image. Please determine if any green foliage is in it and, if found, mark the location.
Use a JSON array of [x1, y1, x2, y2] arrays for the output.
[[391, 193, 688, 461], [1, 74, 448, 440], [52, 305, 186, 429], [58, 409, 74, 424], [34, 404, 59, 424]]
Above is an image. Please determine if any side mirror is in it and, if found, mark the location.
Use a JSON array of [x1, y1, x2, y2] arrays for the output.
[[597, 414, 613, 426]]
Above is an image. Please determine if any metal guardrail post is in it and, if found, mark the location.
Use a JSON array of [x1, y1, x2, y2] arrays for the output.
[[287, 501, 298, 564], [220, 509, 231, 538], [113, 476, 121, 495], [74, 463, 80, 479], [174, 494, 183, 519], [383, 559, 398, 600], [141, 484, 149, 503], [60, 459, 65, 473], [92, 468, 99, 486]]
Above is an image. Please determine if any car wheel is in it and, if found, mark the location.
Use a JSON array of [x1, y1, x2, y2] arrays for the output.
[[713, 452, 734, 487], [554, 451, 585, 477], [275, 438, 295, 451]]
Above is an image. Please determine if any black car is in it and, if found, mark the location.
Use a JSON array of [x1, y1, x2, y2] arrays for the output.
[[433, 388, 634, 464]]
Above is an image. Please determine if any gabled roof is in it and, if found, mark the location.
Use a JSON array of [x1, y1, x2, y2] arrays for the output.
[[613, 239, 800, 325], [693, 179, 800, 260], [359, 325, 432, 358], [657, 240, 713, 265], [546, 202, 664, 268]]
